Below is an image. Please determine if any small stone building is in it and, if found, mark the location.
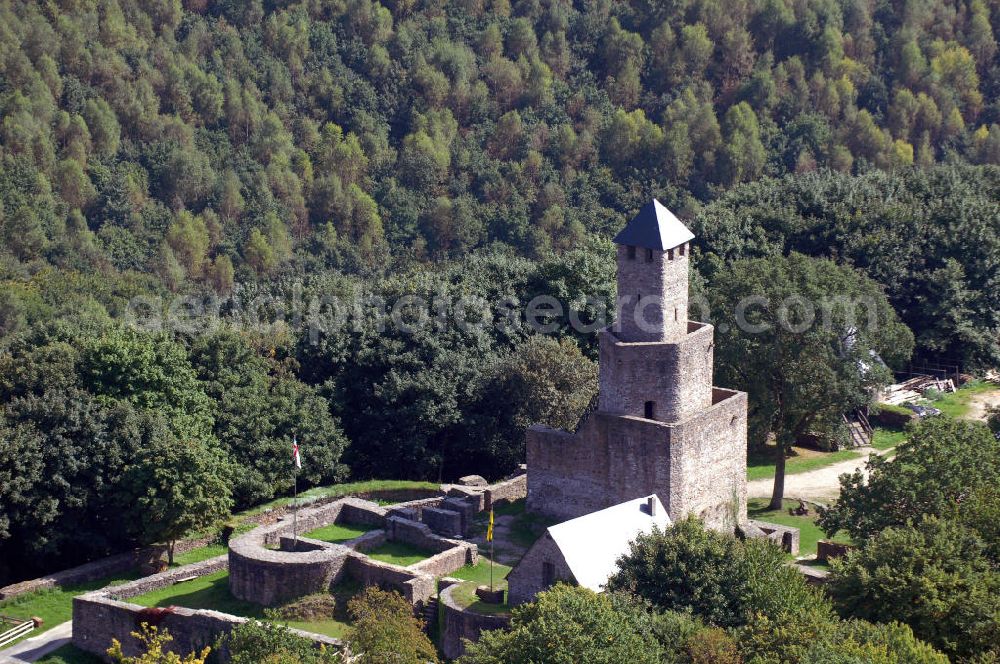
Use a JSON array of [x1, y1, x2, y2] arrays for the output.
[[526, 200, 749, 531], [507, 495, 670, 606]]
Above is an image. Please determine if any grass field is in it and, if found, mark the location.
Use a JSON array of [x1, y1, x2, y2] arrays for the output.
[[450, 581, 512, 616], [449, 558, 512, 586], [172, 543, 228, 566], [364, 541, 435, 566], [130, 571, 350, 638], [870, 427, 907, 450], [444, 558, 513, 616], [238, 480, 440, 519], [747, 498, 852, 558], [747, 447, 862, 482], [303, 522, 375, 544], [0, 574, 139, 648], [924, 380, 997, 418]]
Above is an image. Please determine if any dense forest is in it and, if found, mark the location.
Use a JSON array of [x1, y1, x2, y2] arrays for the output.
[[1, 0, 999, 580]]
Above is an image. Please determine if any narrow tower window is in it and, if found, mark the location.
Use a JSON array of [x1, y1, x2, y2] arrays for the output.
[[645, 248, 653, 262], [627, 245, 636, 260], [679, 243, 686, 256], [667, 248, 674, 260], [644, 401, 656, 419]]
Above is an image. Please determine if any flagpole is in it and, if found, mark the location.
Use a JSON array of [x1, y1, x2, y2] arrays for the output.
[[293, 435, 299, 548]]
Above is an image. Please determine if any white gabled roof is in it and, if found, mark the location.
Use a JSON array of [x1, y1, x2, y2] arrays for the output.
[[548, 495, 671, 592]]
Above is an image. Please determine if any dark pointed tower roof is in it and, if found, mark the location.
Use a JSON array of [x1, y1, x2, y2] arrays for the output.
[[613, 199, 695, 251]]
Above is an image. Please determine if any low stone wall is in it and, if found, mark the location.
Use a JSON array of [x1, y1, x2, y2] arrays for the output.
[[793, 563, 830, 585], [107, 557, 229, 601], [74, 594, 340, 661], [410, 545, 477, 578], [422, 507, 463, 537], [342, 556, 436, 608], [439, 583, 510, 660], [483, 474, 527, 511], [817, 539, 854, 561], [750, 520, 801, 556], [73, 555, 341, 662], [385, 497, 447, 521], [228, 498, 475, 608], [229, 534, 350, 607], [387, 517, 461, 553], [0, 534, 229, 601]]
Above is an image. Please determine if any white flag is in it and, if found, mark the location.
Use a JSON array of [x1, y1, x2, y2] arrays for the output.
[[292, 437, 301, 469]]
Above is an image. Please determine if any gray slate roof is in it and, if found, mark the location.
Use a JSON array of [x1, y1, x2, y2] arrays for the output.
[[613, 199, 695, 251]]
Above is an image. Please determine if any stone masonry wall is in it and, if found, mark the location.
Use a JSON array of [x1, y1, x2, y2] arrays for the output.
[[73, 595, 339, 662], [439, 583, 511, 660], [483, 474, 527, 511], [228, 537, 350, 607], [668, 388, 748, 530], [505, 533, 574, 607], [597, 323, 714, 423], [341, 556, 436, 608], [528, 390, 747, 530], [409, 544, 477, 578], [615, 244, 689, 343], [73, 554, 341, 662]]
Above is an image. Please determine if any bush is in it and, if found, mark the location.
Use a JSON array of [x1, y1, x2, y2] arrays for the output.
[[346, 587, 437, 664], [605, 516, 823, 628], [275, 594, 336, 622], [219, 618, 341, 664], [827, 517, 1000, 660], [459, 585, 665, 664]]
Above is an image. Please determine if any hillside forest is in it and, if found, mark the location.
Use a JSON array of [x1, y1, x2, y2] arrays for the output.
[[0, 0, 999, 581]]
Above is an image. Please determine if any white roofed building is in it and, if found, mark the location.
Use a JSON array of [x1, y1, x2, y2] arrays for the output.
[[506, 495, 671, 605]]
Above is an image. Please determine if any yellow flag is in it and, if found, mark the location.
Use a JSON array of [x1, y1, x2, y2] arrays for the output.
[[486, 509, 494, 542]]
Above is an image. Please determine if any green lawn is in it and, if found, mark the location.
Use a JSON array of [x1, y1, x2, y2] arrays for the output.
[[450, 582, 511, 616], [747, 448, 862, 482], [364, 541, 435, 566], [303, 522, 375, 544], [239, 480, 440, 519], [35, 645, 103, 664], [449, 558, 512, 586], [130, 570, 350, 638], [870, 426, 906, 450], [748, 498, 852, 558], [924, 380, 997, 418], [172, 543, 228, 566], [0, 573, 139, 648]]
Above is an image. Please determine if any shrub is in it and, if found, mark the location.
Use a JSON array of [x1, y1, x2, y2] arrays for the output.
[[276, 593, 336, 622], [605, 516, 823, 628], [827, 516, 1000, 659]]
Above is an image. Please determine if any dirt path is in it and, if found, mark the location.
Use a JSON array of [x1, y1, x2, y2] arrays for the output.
[[963, 388, 1000, 421], [746, 447, 890, 503]]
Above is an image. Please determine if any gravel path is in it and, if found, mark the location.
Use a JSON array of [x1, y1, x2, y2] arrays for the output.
[[746, 447, 890, 502], [0, 621, 72, 663], [963, 389, 1000, 421]]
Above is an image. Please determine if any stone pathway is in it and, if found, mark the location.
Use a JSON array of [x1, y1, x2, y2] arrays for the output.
[[468, 514, 531, 566], [0, 621, 72, 663]]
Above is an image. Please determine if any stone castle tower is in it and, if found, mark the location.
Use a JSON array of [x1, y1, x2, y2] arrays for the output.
[[525, 200, 748, 530]]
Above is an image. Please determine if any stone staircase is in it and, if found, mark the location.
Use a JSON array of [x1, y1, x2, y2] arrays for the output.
[[421, 596, 440, 632]]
